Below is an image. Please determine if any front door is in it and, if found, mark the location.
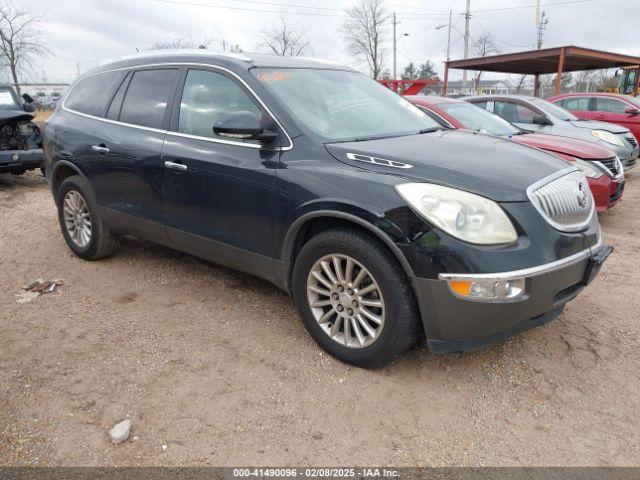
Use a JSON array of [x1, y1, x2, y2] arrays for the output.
[[493, 100, 549, 132], [592, 96, 640, 140], [161, 67, 282, 278]]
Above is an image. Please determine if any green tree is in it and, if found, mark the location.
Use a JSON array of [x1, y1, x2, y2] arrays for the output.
[[401, 62, 418, 80], [418, 60, 438, 80]]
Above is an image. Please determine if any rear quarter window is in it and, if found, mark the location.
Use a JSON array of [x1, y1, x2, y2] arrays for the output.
[[118, 69, 179, 129], [65, 70, 126, 117]]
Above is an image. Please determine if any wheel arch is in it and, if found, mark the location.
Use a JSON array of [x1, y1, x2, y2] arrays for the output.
[[50, 161, 88, 197], [281, 210, 415, 292]]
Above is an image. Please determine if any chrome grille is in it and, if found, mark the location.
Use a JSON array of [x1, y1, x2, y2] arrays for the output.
[[527, 169, 594, 232], [625, 134, 638, 150], [599, 157, 622, 177]]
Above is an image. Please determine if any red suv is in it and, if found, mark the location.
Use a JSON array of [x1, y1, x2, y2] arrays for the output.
[[548, 93, 640, 146], [407, 95, 625, 212]]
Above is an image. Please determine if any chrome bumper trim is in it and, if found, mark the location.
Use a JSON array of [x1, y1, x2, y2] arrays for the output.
[[439, 237, 603, 282]]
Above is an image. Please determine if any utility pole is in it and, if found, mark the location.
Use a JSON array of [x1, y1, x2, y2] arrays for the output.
[[393, 12, 397, 79], [536, 0, 548, 49], [445, 9, 452, 62], [222, 39, 227, 51], [536, 11, 548, 49], [462, 0, 470, 90]]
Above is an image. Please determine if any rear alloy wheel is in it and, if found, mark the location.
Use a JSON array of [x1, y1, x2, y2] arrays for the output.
[[307, 254, 385, 349], [62, 190, 93, 248], [56, 175, 117, 260], [293, 228, 422, 368]]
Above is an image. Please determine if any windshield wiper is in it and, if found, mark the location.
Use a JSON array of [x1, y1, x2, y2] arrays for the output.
[[418, 126, 447, 134], [353, 133, 408, 142]]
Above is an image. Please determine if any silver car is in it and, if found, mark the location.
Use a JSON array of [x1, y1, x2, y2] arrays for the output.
[[465, 94, 639, 171]]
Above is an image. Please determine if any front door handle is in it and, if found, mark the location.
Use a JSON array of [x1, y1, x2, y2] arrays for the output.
[[91, 145, 109, 154], [164, 161, 187, 171]]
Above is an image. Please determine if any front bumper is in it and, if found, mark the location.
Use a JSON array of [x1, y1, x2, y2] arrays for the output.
[[0, 149, 44, 172], [588, 176, 624, 212], [615, 143, 638, 171], [414, 242, 612, 354]]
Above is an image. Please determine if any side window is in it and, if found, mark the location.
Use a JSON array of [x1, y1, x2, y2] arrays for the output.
[[594, 97, 627, 113], [494, 101, 537, 124], [65, 70, 125, 117], [119, 69, 179, 129], [472, 101, 489, 110], [106, 72, 131, 120], [416, 106, 450, 127], [562, 97, 590, 111], [177, 69, 263, 140]]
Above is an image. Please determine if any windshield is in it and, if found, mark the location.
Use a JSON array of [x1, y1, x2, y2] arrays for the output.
[[439, 102, 519, 136], [252, 68, 440, 142], [624, 95, 640, 109], [529, 97, 578, 121], [0, 89, 20, 110]]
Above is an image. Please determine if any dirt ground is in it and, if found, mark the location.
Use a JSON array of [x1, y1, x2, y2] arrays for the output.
[[1, 170, 639, 467]]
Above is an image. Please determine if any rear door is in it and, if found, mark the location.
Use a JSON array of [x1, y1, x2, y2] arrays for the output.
[[95, 67, 180, 243], [161, 66, 283, 276]]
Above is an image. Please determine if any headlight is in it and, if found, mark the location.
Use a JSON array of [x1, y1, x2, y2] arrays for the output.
[[591, 130, 624, 147], [574, 159, 603, 179], [395, 183, 518, 245]]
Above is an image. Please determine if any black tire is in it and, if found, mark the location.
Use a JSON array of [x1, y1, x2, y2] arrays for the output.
[[56, 175, 117, 260], [292, 228, 422, 368]]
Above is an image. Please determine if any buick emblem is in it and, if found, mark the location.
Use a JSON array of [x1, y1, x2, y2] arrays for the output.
[[577, 182, 588, 208]]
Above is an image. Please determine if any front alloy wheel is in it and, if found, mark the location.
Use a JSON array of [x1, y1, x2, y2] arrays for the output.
[[307, 254, 386, 348]]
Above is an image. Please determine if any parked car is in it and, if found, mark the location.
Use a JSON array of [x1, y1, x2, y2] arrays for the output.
[[0, 84, 44, 175], [465, 94, 639, 171], [44, 52, 610, 367], [548, 93, 640, 144], [407, 95, 625, 212]]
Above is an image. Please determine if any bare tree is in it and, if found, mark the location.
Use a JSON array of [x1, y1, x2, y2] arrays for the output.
[[472, 32, 500, 89], [259, 16, 311, 57], [515, 74, 527, 94], [0, 1, 48, 96], [151, 36, 196, 50], [340, 0, 390, 79]]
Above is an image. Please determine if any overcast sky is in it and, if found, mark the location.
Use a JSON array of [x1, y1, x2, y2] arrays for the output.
[[19, 0, 640, 84]]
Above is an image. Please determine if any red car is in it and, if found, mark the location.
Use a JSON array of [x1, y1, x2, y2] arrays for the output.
[[548, 93, 640, 143], [406, 95, 625, 212]]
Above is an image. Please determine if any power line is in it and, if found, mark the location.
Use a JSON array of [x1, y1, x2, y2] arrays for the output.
[[473, 17, 534, 49], [153, 0, 454, 19], [472, 0, 594, 13]]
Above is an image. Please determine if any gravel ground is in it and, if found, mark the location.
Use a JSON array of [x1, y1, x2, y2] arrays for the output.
[[1, 170, 639, 466]]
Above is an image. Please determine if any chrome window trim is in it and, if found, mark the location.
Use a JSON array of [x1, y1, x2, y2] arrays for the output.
[[439, 236, 602, 282], [526, 167, 595, 233], [61, 62, 294, 151]]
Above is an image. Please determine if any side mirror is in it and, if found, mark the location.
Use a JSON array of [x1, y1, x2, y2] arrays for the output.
[[23, 102, 35, 113], [213, 111, 277, 143], [532, 114, 552, 126], [624, 106, 640, 115], [22, 93, 34, 103]]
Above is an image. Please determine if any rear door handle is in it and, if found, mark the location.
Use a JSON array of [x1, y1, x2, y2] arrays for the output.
[[164, 160, 187, 171], [91, 145, 109, 154]]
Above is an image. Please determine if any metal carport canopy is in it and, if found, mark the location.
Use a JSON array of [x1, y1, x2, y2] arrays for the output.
[[443, 45, 640, 96]]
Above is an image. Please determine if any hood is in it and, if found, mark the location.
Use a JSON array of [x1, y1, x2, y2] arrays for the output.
[[0, 109, 35, 123], [325, 130, 570, 202], [514, 132, 615, 160], [567, 119, 628, 134]]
